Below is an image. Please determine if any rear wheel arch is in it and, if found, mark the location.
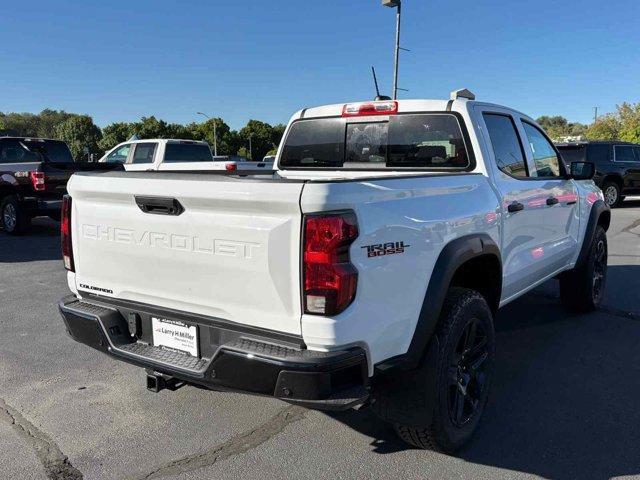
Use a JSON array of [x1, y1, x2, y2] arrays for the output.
[[402, 234, 501, 370], [601, 174, 623, 189]]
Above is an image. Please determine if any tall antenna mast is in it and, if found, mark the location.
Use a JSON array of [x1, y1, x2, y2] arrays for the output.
[[372, 66, 381, 98], [371, 66, 391, 101]]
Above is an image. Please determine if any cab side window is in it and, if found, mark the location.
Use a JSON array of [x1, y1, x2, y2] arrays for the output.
[[131, 143, 157, 164], [106, 144, 131, 164], [522, 122, 561, 177], [483, 113, 528, 178]]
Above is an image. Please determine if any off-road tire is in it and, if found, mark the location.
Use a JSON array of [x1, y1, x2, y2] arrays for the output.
[[559, 225, 607, 312], [1, 196, 31, 235], [393, 287, 495, 453]]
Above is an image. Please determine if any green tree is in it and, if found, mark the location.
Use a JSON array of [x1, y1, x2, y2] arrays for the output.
[[38, 110, 76, 138], [239, 120, 278, 160], [54, 115, 102, 160], [617, 102, 640, 143], [0, 112, 40, 136], [188, 118, 234, 155], [98, 122, 135, 152], [536, 115, 587, 140], [585, 115, 621, 141]]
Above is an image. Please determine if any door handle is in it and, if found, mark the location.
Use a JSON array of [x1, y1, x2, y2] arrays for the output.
[[507, 202, 524, 213], [135, 196, 184, 216], [546, 197, 559, 206]]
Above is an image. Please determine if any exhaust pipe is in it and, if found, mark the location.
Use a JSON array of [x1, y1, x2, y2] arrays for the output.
[[146, 371, 184, 393]]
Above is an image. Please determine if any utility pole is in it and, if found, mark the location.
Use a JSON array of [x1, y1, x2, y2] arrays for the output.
[[248, 136, 252, 160], [382, 0, 402, 100], [196, 112, 218, 156], [593, 107, 599, 124]]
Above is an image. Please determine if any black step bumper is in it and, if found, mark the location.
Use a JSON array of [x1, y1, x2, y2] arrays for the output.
[[58, 295, 369, 410]]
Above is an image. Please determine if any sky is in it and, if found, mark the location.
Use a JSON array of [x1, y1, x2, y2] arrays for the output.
[[1, 0, 639, 130]]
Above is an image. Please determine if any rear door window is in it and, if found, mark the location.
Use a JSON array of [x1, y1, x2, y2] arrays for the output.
[[280, 113, 471, 170], [615, 145, 636, 162], [482, 114, 528, 178], [131, 143, 157, 164]]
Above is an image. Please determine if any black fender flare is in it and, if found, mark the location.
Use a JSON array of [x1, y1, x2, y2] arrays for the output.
[[371, 234, 501, 425], [403, 233, 501, 370], [575, 199, 610, 269]]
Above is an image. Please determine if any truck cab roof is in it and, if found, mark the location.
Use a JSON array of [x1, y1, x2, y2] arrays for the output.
[[290, 90, 533, 124]]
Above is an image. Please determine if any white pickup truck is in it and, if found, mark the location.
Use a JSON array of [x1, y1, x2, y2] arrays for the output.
[[99, 139, 274, 172], [59, 90, 610, 452]]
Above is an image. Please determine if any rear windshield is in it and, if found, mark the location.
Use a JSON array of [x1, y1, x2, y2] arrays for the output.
[[164, 143, 213, 163], [23, 140, 74, 163], [557, 146, 586, 164], [280, 113, 471, 170]]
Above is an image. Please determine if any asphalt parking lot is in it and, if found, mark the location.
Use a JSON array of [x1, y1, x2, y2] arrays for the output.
[[1, 200, 639, 480]]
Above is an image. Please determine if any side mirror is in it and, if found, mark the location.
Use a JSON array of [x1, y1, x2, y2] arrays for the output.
[[569, 161, 595, 180]]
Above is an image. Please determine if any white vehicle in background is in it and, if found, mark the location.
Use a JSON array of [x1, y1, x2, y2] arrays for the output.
[[99, 139, 273, 172], [60, 90, 609, 452]]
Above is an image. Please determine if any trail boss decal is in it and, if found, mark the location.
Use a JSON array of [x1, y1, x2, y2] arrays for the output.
[[361, 241, 410, 258]]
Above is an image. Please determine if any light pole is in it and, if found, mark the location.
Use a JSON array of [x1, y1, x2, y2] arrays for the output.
[[248, 135, 252, 160], [382, 0, 402, 100], [196, 112, 217, 156]]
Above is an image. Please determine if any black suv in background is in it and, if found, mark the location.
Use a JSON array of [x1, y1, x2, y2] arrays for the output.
[[557, 141, 640, 207], [0, 137, 120, 234]]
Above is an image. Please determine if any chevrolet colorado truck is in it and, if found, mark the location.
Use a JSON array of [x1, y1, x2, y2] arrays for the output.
[[58, 90, 610, 452], [0, 137, 119, 235]]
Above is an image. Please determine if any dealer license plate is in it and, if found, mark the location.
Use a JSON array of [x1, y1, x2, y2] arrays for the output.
[[151, 317, 198, 357]]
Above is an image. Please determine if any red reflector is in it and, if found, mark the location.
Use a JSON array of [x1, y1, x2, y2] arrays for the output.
[[29, 171, 46, 191], [61, 195, 74, 271], [225, 163, 237, 171], [342, 100, 398, 117], [303, 212, 358, 316]]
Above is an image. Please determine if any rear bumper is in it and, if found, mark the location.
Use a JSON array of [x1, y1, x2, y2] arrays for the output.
[[58, 295, 369, 410]]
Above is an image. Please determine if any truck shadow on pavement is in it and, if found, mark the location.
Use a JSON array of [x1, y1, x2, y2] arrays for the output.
[[0, 218, 61, 263], [329, 266, 640, 480]]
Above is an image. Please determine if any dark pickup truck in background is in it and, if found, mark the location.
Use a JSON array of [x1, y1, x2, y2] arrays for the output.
[[557, 141, 640, 207], [0, 137, 120, 234]]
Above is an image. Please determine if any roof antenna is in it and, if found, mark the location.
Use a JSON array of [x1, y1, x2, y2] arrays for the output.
[[371, 66, 391, 101]]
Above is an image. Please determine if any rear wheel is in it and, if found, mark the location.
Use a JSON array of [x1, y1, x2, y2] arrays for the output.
[[560, 225, 607, 312], [393, 288, 495, 452], [602, 182, 622, 208], [1, 196, 30, 235]]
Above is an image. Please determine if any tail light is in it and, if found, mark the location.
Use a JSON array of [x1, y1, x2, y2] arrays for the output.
[[29, 171, 46, 191], [225, 163, 237, 172], [342, 100, 398, 117], [61, 195, 74, 271], [303, 211, 358, 315]]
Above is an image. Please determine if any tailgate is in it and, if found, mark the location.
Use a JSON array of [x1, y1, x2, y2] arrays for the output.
[[68, 172, 305, 335]]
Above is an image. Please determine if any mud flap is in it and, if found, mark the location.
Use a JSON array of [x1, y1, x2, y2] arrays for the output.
[[370, 337, 440, 427]]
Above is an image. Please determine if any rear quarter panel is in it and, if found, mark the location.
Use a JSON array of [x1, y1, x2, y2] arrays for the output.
[[300, 174, 500, 372]]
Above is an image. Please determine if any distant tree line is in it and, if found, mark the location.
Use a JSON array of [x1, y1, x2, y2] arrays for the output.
[[536, 102, 640, 143], [0, 110, 285, 161], [2, 102, 639, 162]]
